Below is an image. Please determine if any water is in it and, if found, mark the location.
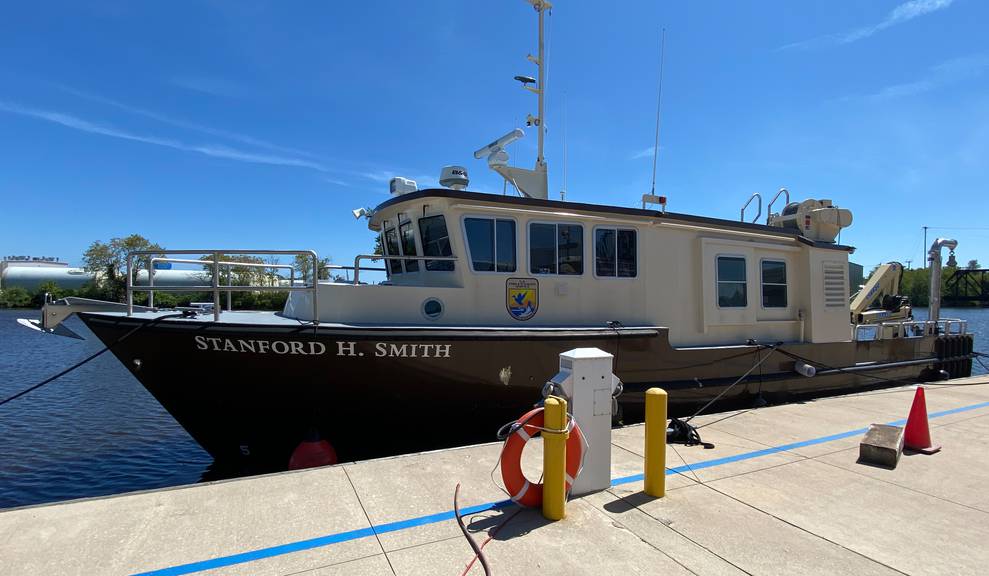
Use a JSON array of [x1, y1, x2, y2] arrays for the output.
[[0, 309, 211, 509], [1, 307, 987, 510]]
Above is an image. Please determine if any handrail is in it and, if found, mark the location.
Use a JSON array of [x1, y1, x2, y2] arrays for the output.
[[740, 193, 762, 223], [853, 318, 968, 341], [351, 254, 457, 285], [148, 257, 296, 310], [126, 250, 319, 324], [766, 187, 789, 224]]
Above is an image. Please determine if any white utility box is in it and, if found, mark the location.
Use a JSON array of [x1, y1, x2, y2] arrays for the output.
[[545, 347, 621, 496]]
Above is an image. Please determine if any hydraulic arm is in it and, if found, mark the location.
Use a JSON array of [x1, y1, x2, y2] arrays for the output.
[[850, 262, 912, 324]]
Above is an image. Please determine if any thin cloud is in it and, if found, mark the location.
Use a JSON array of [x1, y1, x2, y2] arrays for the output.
[[0, 100, 328, 171], [56, 85, 318, 159], [630, 146, 658, 160], [359, 170, 438, 189], [169, 75, 245, 98], [322, 177, 350, 187], [865, 53, 989, 100], [780, 0, 954, 50], [360, 170, 397, 183]]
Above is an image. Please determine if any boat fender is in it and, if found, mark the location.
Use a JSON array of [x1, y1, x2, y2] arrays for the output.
[[500, 407, 584, 508], [288, 430, 338, 470], [794, 361, 817, 378]]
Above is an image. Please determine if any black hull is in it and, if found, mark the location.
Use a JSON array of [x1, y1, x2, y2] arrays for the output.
[[79, 313, 969, 471]]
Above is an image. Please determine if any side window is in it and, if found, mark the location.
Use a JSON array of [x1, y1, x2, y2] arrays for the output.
[[418, 215, 455, 271], [465, 217, 516, 273], [558, 224, 583, 275], [761, 260, 787, 308], [529, 222, 583, 275], [717, 256, 747, 307], [399, 217, 419, 273], [495, 219, 517, 272], [595, 228, 637, 277], [529, 223, 557, 274]]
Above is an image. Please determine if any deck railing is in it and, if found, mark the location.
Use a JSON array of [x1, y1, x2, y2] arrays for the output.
[[853, 318, 968, 341], [126, 250, 320, 323], [350, 254, 457, 284]]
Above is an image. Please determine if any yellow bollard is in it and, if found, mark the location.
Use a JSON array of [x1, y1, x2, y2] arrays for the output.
[[644, 388, 667, 498], [542, 395, 568, 521]]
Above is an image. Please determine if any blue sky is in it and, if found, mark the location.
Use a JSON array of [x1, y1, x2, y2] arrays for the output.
[[1, 0, 987, 272]]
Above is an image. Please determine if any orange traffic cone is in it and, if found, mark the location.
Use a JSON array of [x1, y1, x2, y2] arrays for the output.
[[903, 386, 940, 454]]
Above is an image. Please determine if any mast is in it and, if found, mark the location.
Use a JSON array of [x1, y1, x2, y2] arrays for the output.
[[474, 0, 552, 199], [535, 0, 548, 168]]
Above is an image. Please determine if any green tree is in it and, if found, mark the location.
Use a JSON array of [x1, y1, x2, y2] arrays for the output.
[[293, 253, 313, 284], [967, 259, 980, 270], [317, 257, 333, 281], [0, 286, 32, 308], [199, 254, 268, 287], [82, 234, 163, 301]]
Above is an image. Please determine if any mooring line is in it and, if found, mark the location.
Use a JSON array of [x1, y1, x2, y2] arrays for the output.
[[131, 398, 989, 576]]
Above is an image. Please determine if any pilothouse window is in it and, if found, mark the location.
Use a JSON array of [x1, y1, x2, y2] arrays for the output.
[[717, 256, 747, 307], [382, 216, 420, 275], [529, 223, 583, 275], [400, 218, 419, 273], [384, 226, 402, 275], [595, 228, 637, 277], [465, 217, 516, 272], [418, 215, 455, 271]]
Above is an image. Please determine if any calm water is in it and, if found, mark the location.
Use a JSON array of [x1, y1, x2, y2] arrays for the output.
[[1, 307, 987, 509], [0, 309, 211, 509]]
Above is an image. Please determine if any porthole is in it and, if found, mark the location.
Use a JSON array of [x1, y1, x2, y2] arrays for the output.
[[422, 298, 444, 320]]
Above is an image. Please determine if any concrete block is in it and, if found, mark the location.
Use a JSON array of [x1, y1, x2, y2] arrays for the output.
[[858, 424, 904, 469]]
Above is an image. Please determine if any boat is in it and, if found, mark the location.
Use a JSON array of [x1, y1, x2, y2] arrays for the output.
[[23, 1, 975, 470]]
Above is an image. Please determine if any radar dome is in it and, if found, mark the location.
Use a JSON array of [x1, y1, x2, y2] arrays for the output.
[[439, 166, 469, 190]]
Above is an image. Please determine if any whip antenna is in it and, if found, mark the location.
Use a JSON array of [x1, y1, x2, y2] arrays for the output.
[[562, 92, 568, 200], [650, 28, 666, 198]]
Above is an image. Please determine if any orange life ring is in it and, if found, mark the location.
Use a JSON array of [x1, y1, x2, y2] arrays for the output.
[[500, 407, 584, 508]]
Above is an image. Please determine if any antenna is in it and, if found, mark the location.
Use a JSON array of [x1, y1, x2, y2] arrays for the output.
[[641, 28, 668, 212], [561, 92, 568, 201], [650, 28, 666, 198], [475, 0, 552, 199]]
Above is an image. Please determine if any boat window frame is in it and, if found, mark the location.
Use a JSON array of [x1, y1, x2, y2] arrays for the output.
[[460, 214, 518, 274], [760, 258, 788, 309], [382, 220, 404, 276], [527, 220, 585, 276], [716, 254, 748, 309], [593, 226, 638, 279], [417, 213, 456, 271], [399, 214, 421, 274], [382, 214, 422, 275]]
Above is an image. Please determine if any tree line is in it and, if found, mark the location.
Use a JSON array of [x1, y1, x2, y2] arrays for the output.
[[882, 260, 983, 308], [0, 234, 344, 309]]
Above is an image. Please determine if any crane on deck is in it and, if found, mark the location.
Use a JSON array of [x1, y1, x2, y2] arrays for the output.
[[850, 262, 912, 324]]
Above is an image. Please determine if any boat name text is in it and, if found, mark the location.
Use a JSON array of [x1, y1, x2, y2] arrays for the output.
[[194, 336, 452, 358]]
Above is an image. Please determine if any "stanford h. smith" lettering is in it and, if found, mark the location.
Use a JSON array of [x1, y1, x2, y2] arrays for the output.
[[194, 337, 452, 358]]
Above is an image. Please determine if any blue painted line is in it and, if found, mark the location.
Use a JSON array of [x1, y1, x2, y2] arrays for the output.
[[133, 398, 989, 576], [611, 399, 989, 487]]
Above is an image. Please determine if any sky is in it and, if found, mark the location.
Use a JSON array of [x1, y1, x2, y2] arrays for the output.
[[1, 0, 987, 272]]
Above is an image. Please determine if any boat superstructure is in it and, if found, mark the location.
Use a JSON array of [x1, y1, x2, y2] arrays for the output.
[[23, 1, 975, 469]]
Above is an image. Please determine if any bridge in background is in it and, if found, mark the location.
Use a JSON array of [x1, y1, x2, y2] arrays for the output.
[[945, 268, 989, 306]]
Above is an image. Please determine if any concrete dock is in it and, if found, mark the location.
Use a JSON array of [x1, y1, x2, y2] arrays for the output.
[[3, 376, 989, 576]]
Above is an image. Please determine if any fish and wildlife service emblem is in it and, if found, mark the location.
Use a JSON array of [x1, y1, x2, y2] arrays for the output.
[[506, 278, 538, 321]]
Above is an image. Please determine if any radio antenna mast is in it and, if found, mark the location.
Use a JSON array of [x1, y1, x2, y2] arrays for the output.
[[650, 28, 666, 198], [561, 92, 568, 201]]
